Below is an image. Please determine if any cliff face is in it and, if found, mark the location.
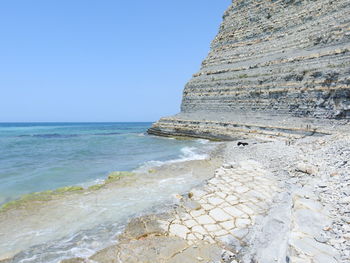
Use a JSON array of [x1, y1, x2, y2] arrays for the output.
[[149, 0, 350, 140]]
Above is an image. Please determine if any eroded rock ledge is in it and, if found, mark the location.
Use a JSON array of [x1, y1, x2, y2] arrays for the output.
[[148, 112, 349, 141]]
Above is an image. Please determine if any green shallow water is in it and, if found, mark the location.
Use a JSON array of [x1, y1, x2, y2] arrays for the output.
[[0, 123, 218, 263], [0, 122, 210, 205]]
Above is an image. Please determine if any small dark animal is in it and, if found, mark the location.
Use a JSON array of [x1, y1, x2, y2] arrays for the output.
[[237, 142, 249, 146]]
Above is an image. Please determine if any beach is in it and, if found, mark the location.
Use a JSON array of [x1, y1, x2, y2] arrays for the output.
[[0, 130, 223, 262], [1, 126, 349, 263], [60, 130, 350, 263]]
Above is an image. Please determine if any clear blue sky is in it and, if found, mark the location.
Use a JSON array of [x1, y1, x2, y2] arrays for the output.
[[0, 0, 230, 122]]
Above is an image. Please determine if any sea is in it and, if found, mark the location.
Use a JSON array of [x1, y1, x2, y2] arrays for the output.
[[0, 122, 215, 262], [0, 122, 213, 205]]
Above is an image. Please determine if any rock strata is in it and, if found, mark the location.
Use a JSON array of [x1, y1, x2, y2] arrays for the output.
[[149, 0, 350, 140]]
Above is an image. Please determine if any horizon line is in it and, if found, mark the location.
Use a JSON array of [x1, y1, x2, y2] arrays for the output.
[[0, 121, 155, 123]]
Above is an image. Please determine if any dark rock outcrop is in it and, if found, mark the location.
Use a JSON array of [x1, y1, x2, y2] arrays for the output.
[[149, 0, 350, 140]]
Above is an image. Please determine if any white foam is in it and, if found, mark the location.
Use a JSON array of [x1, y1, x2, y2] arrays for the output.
[[196, 139, 210, 144], [5, 142, 215, 263], [158, 177, 187, 186], [79, 178, 105, 189], [136, 146, 208, 173], [18, 255, 39, 263], [179, 146, 208, 161]]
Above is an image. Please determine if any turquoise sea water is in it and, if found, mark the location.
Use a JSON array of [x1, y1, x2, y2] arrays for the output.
[[0, 122, 209, 205]]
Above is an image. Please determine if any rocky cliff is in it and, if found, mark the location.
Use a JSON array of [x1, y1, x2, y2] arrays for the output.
[[149, 0, 350, 140]]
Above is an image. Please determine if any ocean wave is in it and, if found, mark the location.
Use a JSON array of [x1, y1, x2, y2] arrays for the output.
[[196, 139, 210, 144], [78, 178, 106, 188], [136, 146, 208, 172], [178, 146, 206, 161], [16, 224, 124, 263]]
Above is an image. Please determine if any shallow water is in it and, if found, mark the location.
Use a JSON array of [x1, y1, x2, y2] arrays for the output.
[[0, 123, 218, 262], [5, 161, 218, 262], [0, 122, 210, 205]]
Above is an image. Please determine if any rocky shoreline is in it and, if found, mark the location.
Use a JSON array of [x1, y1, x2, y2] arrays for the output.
[[147, 112, 349, 141], [142, 0, 350, 258], [2, 0, 349, 261], [1, 127, 348, 263], [66, 0, 350, 260], [0, 144, 224, 263], [58, 128, 349, 263]]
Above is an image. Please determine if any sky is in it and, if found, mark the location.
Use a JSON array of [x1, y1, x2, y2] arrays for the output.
[[0, 0, 230, 122]]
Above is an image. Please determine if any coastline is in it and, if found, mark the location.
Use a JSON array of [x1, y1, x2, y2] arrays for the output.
[[1, 0, 349, 262], [0, 142, 224, 263], [1, 128, 349, 262], [0, 138, 214, 212], [60, 130, 349, 263]]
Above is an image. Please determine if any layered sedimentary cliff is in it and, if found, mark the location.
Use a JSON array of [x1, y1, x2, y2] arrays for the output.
[[149, 0, 350, 140]]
